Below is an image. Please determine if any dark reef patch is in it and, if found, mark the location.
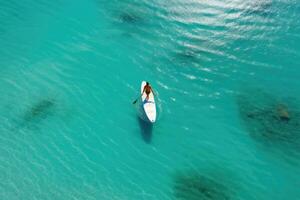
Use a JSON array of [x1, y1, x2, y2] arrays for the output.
[[21, 98, 56, 126], [172, 48, 207, 67], [237, 89, 300, 149], [11, 98, 57, 131], [173, 171, 231, 200], [171, 40, 212, 66], [175, 50, 199, 62], [118, 12, 143, 24]]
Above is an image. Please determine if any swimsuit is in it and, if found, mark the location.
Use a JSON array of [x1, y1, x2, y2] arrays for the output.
[[145, 87, 151, 95]]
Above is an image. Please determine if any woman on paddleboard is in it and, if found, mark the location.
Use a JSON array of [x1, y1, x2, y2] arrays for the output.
[[142, 82, 154, 101]]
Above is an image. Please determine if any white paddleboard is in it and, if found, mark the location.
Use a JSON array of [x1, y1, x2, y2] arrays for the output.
[[141, 81, 156, 123]]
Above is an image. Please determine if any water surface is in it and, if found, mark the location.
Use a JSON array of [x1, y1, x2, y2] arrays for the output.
[[1, 0, 300, 199]]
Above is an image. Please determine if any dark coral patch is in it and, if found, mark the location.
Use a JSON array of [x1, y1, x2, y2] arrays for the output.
[[23, 98, 56, 122], [175, 50, 198, 61], [173, 172, 230, 200], [237, 89, 300, 148], [119, 12, 142, 24]]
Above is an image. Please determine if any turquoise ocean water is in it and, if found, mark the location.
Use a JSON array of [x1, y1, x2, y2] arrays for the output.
[[1, 0, 300, 199]]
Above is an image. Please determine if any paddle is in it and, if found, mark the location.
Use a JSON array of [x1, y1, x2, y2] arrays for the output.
[[133, 91, 144, 104], [132, 98, 139, 104]]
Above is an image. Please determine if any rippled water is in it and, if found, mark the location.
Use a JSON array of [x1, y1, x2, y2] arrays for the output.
[[1, 0, 300, 199]]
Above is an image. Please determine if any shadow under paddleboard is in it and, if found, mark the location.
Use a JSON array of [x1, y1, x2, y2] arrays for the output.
[[137, 116, 153, 144]]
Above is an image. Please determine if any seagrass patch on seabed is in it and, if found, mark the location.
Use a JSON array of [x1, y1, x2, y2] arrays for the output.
[[237, 88, 300, 151], [173, 171, 232, 200]]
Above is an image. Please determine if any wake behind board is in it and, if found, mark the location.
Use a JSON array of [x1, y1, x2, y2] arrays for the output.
[[141, 81, 156, 123]]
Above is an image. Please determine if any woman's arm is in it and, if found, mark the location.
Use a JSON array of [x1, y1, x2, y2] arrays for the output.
[[140, 87, 145, 97], [151, 87, 155, 96]]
